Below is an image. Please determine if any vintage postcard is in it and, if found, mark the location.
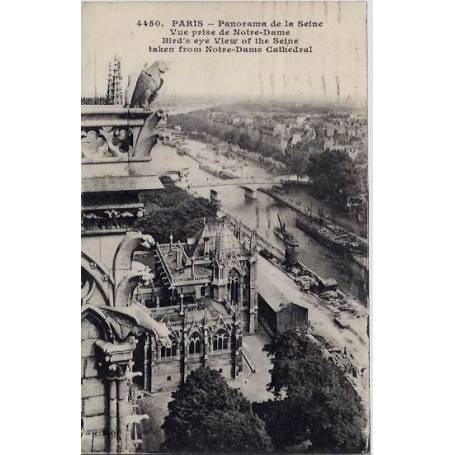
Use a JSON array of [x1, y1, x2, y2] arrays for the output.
[[81, 1, 369, 453]]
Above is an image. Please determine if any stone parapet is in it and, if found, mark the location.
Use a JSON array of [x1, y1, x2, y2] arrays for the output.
[[81, 106, 167, 183]]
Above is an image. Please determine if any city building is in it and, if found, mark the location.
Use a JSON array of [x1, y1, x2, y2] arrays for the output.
[[257, 273, 309, 336]]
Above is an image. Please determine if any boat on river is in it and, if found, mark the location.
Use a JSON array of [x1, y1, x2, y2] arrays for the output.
[[274, 215, 299, 248], [296, 209, 368, 260]]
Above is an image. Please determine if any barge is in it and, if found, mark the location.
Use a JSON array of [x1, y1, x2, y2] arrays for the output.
[[296, 210, 368, 261]]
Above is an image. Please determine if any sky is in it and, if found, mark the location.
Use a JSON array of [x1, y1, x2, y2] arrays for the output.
[[82, 1, 368, 102]]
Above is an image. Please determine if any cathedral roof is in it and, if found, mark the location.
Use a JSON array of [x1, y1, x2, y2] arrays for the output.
[[156, 219, 250, 287], [155, 242, 212, 285], [189, 218, 245, 259], [154, 297, 232, 325]]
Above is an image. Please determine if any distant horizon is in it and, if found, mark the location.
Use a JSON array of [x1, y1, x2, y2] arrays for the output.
[[81, 90, 368, 108]]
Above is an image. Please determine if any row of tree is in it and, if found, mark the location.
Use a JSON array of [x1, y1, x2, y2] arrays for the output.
[[170, 111, 286, 163], [161, 331, 367, 453]]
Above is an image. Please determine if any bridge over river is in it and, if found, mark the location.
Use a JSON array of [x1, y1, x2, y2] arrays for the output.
[[188, 175, 308, 188]]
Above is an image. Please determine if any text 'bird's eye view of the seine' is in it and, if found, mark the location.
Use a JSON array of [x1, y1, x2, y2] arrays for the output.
[[81, 1, 370, 453]]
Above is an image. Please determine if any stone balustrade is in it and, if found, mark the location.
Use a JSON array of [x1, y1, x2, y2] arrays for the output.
[[81, 105, 167, 184]]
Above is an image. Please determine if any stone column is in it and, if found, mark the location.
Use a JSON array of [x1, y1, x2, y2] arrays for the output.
[[236, 326, 243, 375], [117, 376, 129, 453], [203, 321, 209, 368], [248, 261, 258, 334], [150, 338, 156, 393], [143, 334, 150, 391], [239, 275, 244, 309], [94, 338, 137, 454], [108, 377, 118, 454], [181, 313, 188, 384], [231, 312, 243, 378]]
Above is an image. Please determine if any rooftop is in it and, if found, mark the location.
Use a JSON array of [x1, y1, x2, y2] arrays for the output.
[[257, 270, 314, 313], [154, 297, 232, 325], [156, 243, 212, 285], [155, 220, 250, 286]]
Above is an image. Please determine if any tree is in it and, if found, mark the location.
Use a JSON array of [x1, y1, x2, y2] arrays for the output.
[[238, 132, 253, 150], [285, 148, 308, 178], [136, 187, 217, 243], [223, 129, 238, 144], [306, 150, 360, 210], [254, 331, 366, 453], [162, 367, 272, 452]]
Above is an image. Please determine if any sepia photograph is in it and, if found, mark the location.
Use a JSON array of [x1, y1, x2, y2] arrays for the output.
[[81, 1, 370, 453]]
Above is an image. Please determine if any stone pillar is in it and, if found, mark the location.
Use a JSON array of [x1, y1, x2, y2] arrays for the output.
[[239, 275, 244, 309], [94, 338, 137, 453], [108, 378, 118, 453], [232, 316, 243, 378], [248, 261, 258, 334], [181, 313, 188, 384], [117, 376, 129, 453], [150, 338, 156, 393], [203, 321, 209, 368], [143, 334, 150, 391]]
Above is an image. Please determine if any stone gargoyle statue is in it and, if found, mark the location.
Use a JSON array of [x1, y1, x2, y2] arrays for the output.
[[126, 61, 169, 110], [133, 109, 167, 158]]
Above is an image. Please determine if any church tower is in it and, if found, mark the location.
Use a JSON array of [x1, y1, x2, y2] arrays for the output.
[[106, 56, 124, 105]]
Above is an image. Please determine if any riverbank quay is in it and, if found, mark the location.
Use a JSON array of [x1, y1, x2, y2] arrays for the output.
[[223, 143, 287, 175], [181, 130, 288, 176], [178, 142, 240, 180], [199, 132, 288, 175]]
